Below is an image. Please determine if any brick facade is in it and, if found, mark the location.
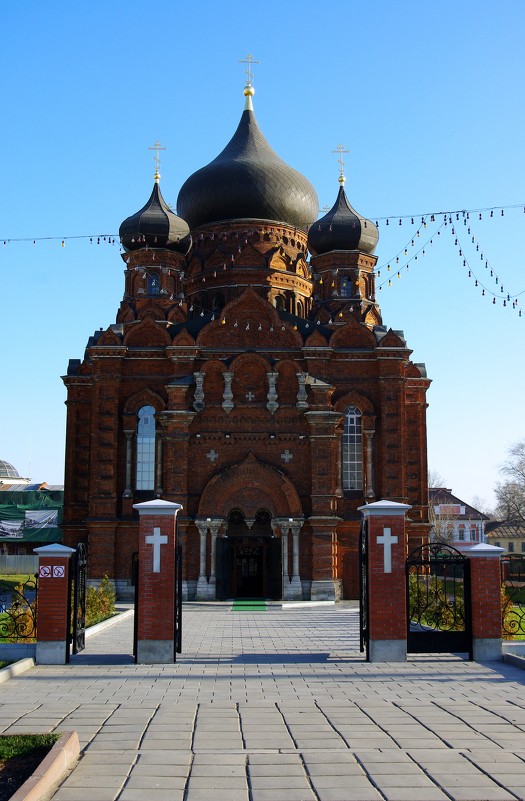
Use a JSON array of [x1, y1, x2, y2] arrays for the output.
[[62, 92, 431, 602]]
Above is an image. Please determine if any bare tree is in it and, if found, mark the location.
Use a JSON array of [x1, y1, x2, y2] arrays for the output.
[[495, 441, 525, 523], [428, 469, 447, 489], [428, 501, 458, 543], [470, 495, 495, 519]]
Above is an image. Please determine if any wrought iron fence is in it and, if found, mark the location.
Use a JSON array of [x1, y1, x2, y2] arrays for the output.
[[501, 555, 525, 638], [0, 574, 38, 642], [406, 542, 472, 656]]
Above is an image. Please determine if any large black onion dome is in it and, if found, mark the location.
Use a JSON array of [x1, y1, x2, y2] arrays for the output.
[[119, 181, 192, 254], [177, 91, 318, 231], [308, 183, 378, 256]]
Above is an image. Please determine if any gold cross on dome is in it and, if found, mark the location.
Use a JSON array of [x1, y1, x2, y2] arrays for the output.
[[240, 53, 259, 86], [332, 144, 349, 182], [148, 141, 167, 181]]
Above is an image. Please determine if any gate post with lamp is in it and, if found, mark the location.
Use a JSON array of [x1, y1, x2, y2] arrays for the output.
[[133, 498, 183, 664], [33, 543, 76, 665], [358, 500, 411, 662]]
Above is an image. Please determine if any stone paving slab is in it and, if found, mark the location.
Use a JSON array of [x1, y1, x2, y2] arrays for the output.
[[3, 603, 525, 800]]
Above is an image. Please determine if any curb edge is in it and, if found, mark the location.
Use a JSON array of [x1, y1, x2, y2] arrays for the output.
[[7, 730, 80, 801]]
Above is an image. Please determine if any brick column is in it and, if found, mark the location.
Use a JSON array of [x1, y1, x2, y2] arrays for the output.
[[309, 516, 341, 601], [467, 543, 505, 662], [359, 500, 411, 662], [133, 499, 182, 663], [33, 543, 76, 665]]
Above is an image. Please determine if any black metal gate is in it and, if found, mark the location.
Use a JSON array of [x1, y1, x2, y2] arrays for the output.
[[69, 542, 87, 659], [501, 555, 525, 637], [175, 544, 182, 654], [406, 542, 472, 658], [0, 574, 38, 642], [359, 517, 369, 658]]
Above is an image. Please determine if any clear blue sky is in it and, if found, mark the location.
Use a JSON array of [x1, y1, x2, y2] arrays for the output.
[[1, 0, 523, 510]]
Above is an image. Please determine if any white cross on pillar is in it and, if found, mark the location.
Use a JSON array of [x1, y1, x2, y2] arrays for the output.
[[206, 449, 218, 462], [281, 449, 293, 463], [246, 391, 255, 401], [146, 526, 168, 573], [377, 527, 398, 573]]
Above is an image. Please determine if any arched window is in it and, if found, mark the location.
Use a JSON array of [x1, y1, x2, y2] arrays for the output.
[[296, 300, 304, 317], [136, 405, 155, 490], [274, 294, 285, 310], [147, 273, 160, 295], [342, 406, 363, 491]]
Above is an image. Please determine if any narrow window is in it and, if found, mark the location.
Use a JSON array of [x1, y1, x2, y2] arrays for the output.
[[508, 541, 514, 552], [212, 293, 225, 313], [147, 273, 160, 295], [340, 278, 353, 297], [342, 406, 362, 491], [136, 405, 155, 490]]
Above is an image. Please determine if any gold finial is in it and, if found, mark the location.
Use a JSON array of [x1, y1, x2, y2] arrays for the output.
[[332, 144, 349, 184], [148, 140, 167, 183], [240, 53, 259, 88]]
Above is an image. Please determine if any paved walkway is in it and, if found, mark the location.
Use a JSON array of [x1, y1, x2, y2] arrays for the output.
[[2, 603, 525, 800]]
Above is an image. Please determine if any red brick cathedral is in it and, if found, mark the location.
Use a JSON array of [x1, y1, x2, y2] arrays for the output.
[[63, 80, 430, 602]]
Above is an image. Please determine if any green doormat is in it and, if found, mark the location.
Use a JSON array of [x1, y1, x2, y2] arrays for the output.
[[232, 599, 267, 611]]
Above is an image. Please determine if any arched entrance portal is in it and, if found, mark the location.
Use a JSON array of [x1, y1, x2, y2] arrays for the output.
[[197, 454, 305, 601], [216, 510, 282, 600]]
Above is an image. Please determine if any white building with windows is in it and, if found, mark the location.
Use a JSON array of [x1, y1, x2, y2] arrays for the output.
[[429, 488, 488, 548]]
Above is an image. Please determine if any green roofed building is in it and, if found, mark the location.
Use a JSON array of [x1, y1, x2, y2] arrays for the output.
[[0, 460, 63, 554]]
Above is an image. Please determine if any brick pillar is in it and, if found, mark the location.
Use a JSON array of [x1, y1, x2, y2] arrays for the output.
[[309, 516, 342, 601], [467, 543, 505, 662], [33, 544, 76, 665], [133, 498, 182, 663], [359, 500, 411, 662]]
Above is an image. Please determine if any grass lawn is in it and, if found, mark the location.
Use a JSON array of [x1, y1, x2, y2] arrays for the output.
[[0, 734, 59, 801], [0, 575, 35, 591]]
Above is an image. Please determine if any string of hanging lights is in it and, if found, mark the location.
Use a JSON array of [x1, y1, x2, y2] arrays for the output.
[[375, 214, 522, 317], [0, 202, 523, 246], [449, 224, 523, 315], [376, 216, 442, 286], [373, 203, 524, 226], [1, 203, 523, 318], [1, 235, 118, 247]]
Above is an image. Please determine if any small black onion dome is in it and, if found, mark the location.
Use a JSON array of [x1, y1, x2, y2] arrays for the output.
[[177, 87, 318, 231], [308, 183, 378, 256], [119, 180, 192, 254]]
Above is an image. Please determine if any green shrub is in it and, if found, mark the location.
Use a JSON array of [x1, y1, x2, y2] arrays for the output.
[[408, 572, 464, 630], [85, 576, 116, 628]]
